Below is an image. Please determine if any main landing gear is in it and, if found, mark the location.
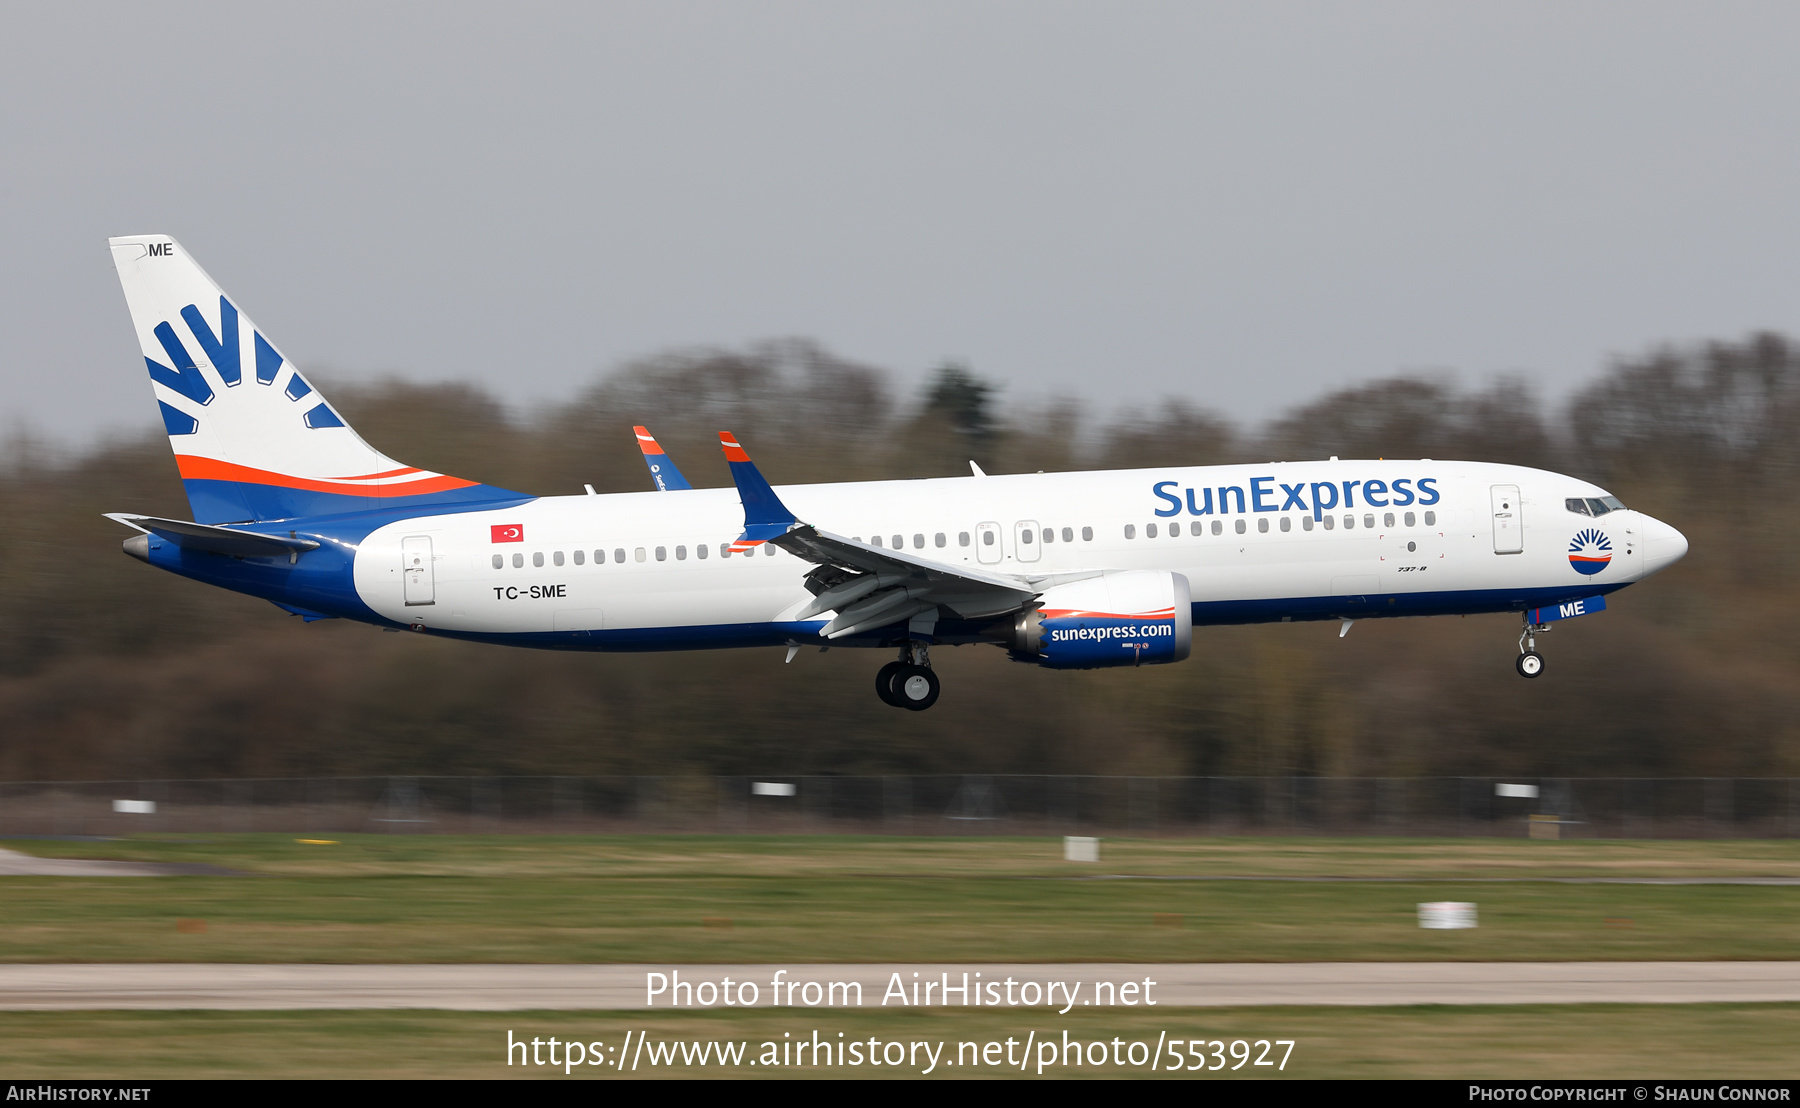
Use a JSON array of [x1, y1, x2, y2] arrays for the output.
[[876, 642, 940, 711], [1516, 615, 1548, 679]]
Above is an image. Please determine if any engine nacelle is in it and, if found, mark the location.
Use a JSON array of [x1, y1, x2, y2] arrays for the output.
[[1008, 571, 1192, 669]]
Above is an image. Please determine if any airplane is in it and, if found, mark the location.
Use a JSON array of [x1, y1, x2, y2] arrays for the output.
[[103, 235, 1689, 710]]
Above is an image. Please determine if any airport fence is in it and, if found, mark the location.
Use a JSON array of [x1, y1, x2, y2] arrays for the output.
[[1, 775, 1799, 838]]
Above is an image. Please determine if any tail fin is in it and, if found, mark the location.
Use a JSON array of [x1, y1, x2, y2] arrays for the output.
[[633, 426, 693, 490], [108, 235, 522, 523]]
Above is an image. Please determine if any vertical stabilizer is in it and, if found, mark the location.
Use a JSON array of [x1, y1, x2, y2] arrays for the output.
[[108, 235, 521, 522]]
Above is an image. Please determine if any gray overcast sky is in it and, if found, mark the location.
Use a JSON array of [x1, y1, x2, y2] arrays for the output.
[[6, 2, 1800, 446]]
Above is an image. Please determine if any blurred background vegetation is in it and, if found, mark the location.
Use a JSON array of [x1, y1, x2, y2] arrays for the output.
[[1, 333, 1795, 783]]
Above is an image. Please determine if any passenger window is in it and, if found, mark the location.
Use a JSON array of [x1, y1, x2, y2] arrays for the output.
[[1042, 528, 1053, 544], [936, 533, 947, 548], [1323, 516, 1334, 530], [892, 534, 903, 549], [764, 544, 775, 557], [655, 546, 667, 561], [533, 551, 545, 567], [914, 534, 925, 549], [553, 550, 565, 566], [1257, 518, 1269, 533], [1188, 521, 1201, 536], [573, 550, 584, 565], [1404, 512, 1415, 527], [719, 543, 730, 558], [1124, 524, 1136, 539], [1279, 517, 1291, 532], [1235, 519, 1246, 534], [1302, 517, 1314, 531], [596, 549, 608, 564], [1566, 498, 1593, 516], [1383, 513, 1394, 528], [961, 532, 972, 547], [872, 535, 883, 548], [491, 554, 503, 569], [697, 543, 708, 559], [513, 552, 524, 567], [634, 547, 646, 562], [1211, 520, 1222, 535], [1062, 527, 1073, 542], [616, 548, 627, 563], [675, 545, 687, 560], [1423, 512, 1435, 526], [1144, 523, 1156, 538], [1081, 527, 1093, 541], [1343, 516, 1355, 530], [1364, 514, 1375, 529]]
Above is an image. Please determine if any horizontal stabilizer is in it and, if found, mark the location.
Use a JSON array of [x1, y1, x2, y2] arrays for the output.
[[106, 513, 320, 558]]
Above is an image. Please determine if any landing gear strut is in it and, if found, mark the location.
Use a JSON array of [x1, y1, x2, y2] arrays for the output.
[[1516, 615, 1548, 679], [876, 642, 940, 711]]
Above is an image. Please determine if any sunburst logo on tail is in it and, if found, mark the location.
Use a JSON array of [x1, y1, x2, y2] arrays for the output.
[[1568, 527, 1613, 576]]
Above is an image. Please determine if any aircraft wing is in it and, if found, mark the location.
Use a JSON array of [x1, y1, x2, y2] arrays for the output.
[[716, 433, 1037, 638], [105, 513, 320, 558]]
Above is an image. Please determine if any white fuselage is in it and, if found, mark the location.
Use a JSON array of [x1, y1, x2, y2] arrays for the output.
[[348, 459, 1685, 647]]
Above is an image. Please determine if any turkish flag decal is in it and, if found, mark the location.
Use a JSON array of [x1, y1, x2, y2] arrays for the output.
[[490, 524, 524, 543]]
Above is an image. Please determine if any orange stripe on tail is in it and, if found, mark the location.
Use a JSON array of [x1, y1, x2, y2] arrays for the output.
[[175, 456, 478, 497]]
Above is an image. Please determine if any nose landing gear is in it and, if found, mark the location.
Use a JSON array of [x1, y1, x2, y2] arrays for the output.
[[1516, 615, 1548, 679], [876, 642, 940, 710]]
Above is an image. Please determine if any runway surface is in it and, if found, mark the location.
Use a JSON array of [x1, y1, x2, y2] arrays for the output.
[[3, 962, 1799, 1010], [0, 847, 240, 877]]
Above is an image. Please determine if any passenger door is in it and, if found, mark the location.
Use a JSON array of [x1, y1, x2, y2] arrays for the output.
[[1490, 485, 1522, 554], [402, 535, 435, 605]]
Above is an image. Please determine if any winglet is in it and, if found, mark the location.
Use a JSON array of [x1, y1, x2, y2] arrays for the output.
[[720, 432, 799, 552], [633, 426, 693, 491]]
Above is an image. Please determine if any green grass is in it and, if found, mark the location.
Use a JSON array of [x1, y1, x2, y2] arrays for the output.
[[0, 835, 1797, 963], [4, 1005, 1800, 1078], [14, 832, 1800, 880]]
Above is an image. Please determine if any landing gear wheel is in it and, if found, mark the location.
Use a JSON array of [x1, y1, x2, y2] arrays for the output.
[[875, 661, 907, 706], [1516, 651, 1545, 679], [895, 664, 940, 711]]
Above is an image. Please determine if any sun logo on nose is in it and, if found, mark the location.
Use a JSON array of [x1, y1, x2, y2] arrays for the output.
[[1568, 527, 1613, 576]]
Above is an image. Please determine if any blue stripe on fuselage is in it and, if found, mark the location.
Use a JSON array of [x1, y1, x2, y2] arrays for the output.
[[141, 497, 536, 624], [395, 582, 1634, 653]]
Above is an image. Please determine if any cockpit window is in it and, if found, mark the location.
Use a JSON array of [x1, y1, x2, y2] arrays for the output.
[[1568, 495, 1628, 517]]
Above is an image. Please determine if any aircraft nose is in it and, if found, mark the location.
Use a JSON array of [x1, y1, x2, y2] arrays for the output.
[[1638, 514, 1688, 577]]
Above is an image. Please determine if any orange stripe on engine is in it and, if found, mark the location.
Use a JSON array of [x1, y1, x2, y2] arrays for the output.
[[175, 456, 479, 497]]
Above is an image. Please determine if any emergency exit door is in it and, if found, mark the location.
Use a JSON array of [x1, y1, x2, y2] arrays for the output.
[[1490, 485, 1522, 554], [976, 522, 1003, 564], [402, 535, 436, 605]]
